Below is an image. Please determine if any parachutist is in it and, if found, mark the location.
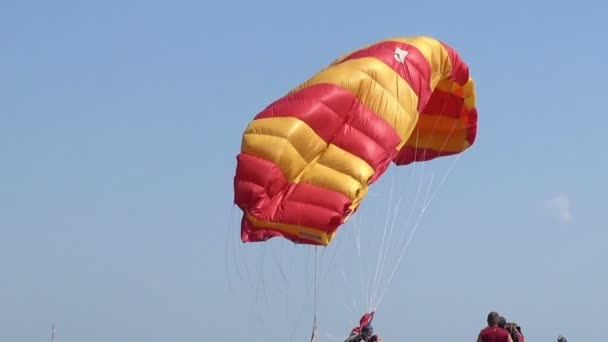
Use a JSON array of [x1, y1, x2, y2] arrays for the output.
[[345, 312, 377, 342]]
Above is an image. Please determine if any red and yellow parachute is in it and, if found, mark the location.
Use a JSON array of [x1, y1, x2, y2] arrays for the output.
[[233, 36, 477, 246]]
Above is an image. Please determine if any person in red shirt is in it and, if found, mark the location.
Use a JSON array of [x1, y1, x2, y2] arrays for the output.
[[477, 311, 513, 342]]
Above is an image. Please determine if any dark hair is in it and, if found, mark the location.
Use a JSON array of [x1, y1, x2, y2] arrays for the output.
[[370, 335, 380, 342], [498, 316, 507, 329], [487, 311, 500, 326]]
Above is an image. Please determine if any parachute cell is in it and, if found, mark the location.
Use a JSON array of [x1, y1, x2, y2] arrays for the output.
[[233, 36, 478, 246]]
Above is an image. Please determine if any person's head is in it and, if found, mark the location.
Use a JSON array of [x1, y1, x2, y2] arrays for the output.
[[486, 311, 500, 326], [370, 335, 382, 342], [557, 335, 567, 342], [362, 324, 374, 337], [498, 316, 507, 329]]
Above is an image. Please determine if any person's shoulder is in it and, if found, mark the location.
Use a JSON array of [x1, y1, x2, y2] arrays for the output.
[[499, 328, 511, 336]]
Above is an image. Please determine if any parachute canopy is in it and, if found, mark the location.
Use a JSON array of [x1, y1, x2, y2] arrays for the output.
[[233, 36, 478, 246]]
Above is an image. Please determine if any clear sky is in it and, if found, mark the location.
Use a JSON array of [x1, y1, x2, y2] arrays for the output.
[[2, 0, 607, 341]]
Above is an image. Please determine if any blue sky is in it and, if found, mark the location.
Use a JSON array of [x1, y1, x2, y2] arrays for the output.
[[1, 0, 607, 341]]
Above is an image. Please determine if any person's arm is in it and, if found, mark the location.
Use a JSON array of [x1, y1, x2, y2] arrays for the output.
[[476, 333, 482, 342], [507, 333, 514, 342]]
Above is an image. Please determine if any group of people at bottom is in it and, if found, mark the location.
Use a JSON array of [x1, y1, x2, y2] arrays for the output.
[[344, 310, 568, 342], [477, 311, 569, 342], [477, 311, 525, 342]]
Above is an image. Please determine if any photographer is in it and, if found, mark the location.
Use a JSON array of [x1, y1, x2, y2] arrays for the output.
[[504, 323, 524, 342]]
